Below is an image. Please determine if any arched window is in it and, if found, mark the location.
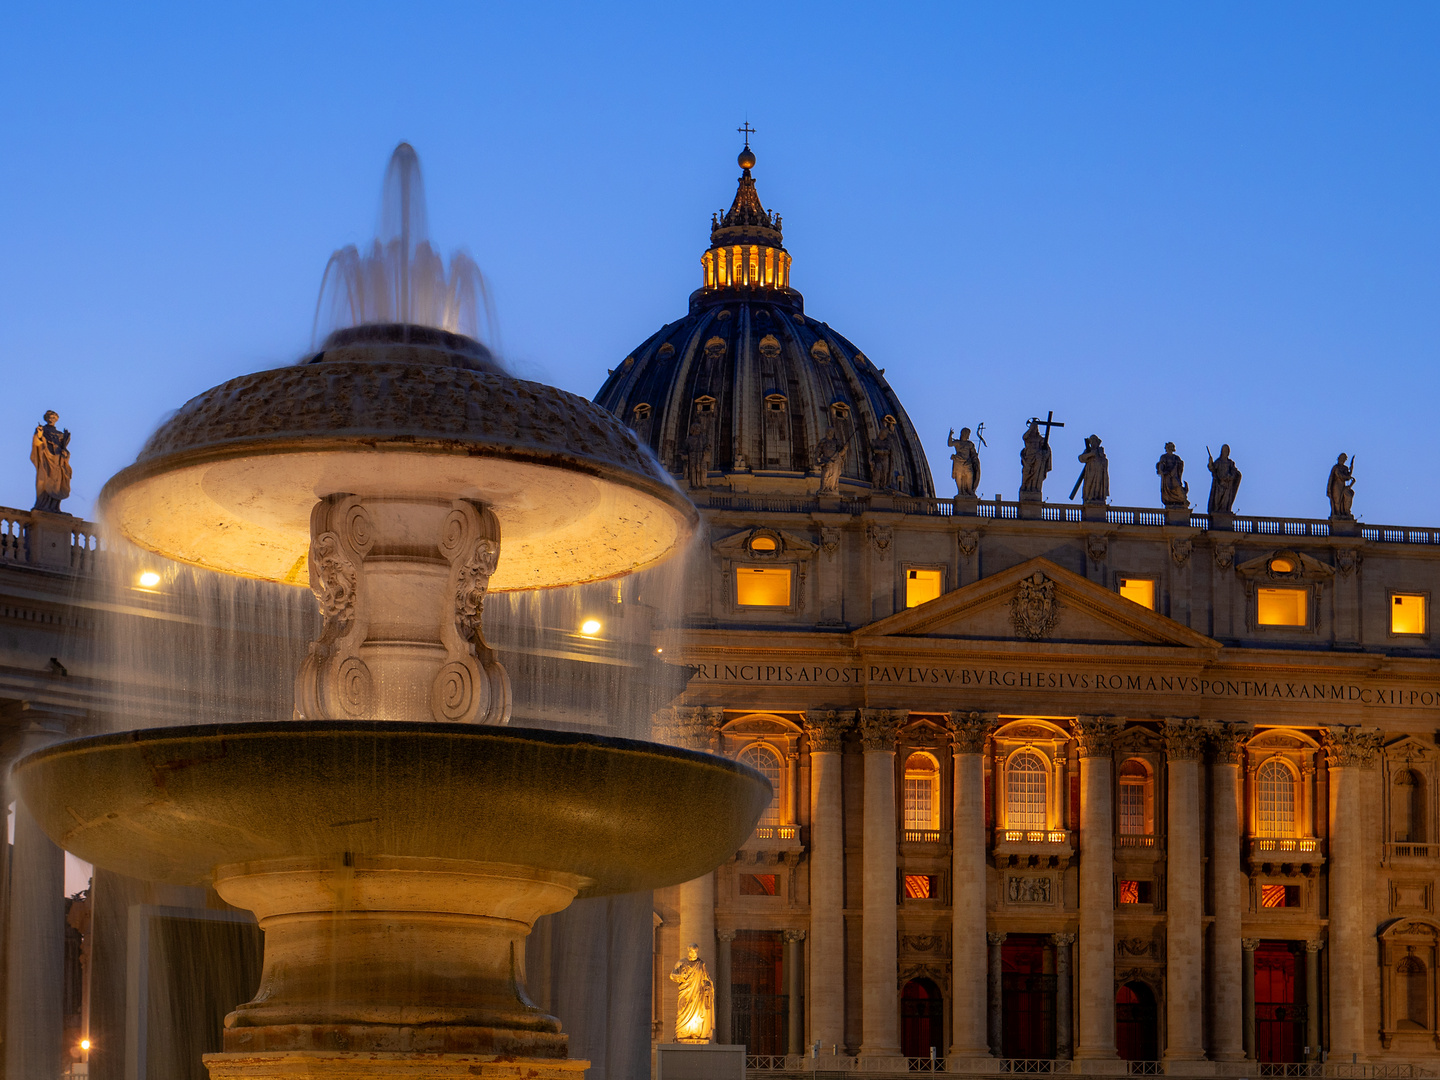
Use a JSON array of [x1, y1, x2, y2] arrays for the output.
[[738, 744, 783, 827], [904, 752, 941, 831], [1118, 759, 1153, 836], [1393, 769, 1427, 844], [1007, 750, 1048, 831], [1257, 760, 1297, 837], [1398, 955, 1429, 1029]]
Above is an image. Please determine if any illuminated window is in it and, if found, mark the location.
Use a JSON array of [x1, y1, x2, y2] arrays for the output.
[[1260, 884, 1301, 908], [1393, 769, 1426, 843], [736, 567, 791, 607], [903, 752, 940, 830], [906, 569, 943, 608], [738, 744, 783, 826], [1256, 760, 1297, 836], [748, 534, 778, 553], [904, 874, 934, 899], [1399, 956, 1429, 1028], [1257, 587, 1308, 627], [1006, 750, 1048, 830], [1118, 577, 1156, 610], [1269, 557, 1295, 573], [740, 873, 777, 896], [1117, 758, 1153, 835], [1118, 879, 1153, 904], [1393, 594, 1428, 635]]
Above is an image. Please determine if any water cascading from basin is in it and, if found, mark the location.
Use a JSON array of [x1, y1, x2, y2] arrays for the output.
[[15, 144, 764, 1080]]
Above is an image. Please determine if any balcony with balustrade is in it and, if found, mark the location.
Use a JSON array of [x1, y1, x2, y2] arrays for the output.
[[1246, 835, 1324, 874], [992, 826, 1075, 868]]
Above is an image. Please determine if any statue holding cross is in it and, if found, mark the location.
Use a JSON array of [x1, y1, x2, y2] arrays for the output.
[[1019, 412, 1062, 500]]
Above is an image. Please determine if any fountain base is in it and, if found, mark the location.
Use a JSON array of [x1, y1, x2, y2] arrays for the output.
[[203, 1051, 590, 1079]]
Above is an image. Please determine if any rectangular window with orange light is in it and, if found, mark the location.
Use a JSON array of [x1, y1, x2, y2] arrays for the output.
[[1117, 577, 1156, 610], [1392, 593, 1428, 635], [903, 874, 934, 899], [736, 567, 792, 607], [1257, 587, 1308, 627], [905, 568, 943, 608]]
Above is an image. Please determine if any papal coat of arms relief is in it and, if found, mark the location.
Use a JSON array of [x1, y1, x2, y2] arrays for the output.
[[1010, 572, 1061, 640]]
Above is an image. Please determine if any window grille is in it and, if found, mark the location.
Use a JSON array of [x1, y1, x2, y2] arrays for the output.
[[904, 753, 939, 831], [1256, 760, 1296, 837], [738, 744, 783, 827], [1118, 782, 1146, 835], [1007, 751, 1048, 831]]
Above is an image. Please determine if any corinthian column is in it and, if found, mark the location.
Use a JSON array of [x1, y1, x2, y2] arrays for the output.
[[987, 932, 1007, 1055], [1071, 716, 1119, 1064], [1164, 720, 1206, 1064], [1209, 724, 1249, 1062], [859, 708, 906, 1059], [784, 929, 806, 1054], [1322, 726, 1382, 1060], [1053, 933, 1076, 1059], [948, 711, 996, 1061], [803, 709, 853, 1052]]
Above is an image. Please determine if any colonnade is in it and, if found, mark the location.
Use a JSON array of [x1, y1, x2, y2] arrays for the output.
[[678, 709, 1387, 1066]]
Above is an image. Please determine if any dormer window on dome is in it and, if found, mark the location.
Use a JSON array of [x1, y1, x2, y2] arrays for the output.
[[700, 144, 794, 300]]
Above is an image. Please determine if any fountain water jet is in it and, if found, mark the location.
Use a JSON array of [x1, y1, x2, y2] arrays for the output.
[[14, 145, 766, 1080]]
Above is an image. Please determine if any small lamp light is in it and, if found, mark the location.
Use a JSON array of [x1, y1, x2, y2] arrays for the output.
[[580, 619, 602, 636], [80, 1039, 91, 1052], [138, 571, 161, 588]]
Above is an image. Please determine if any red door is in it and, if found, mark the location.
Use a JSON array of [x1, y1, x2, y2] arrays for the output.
[[1255, 942, 1306, 1063], [902, 979, 944, 1060], [1001, 936, 1056, 1059]]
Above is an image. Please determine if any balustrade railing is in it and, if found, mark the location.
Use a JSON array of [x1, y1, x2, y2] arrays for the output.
[[1386, 842, 1440, 860], [903, 829, 943, 844], [0, 507, 104, 572], [1248, 836, 1322, 856], [1127, 1062, 1165, 1076], [0, 513, 24, 563], [752, 826, 803, 841], [1116, 833, 1158, 848], [995, 1059, 1074, 1074]]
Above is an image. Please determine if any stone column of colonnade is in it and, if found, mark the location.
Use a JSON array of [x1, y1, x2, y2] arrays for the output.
[[948, 711, 997, 1063], [1322, 726, 1383, 1060], [802, 709, 854, 1054], [859, 709, 907, 1060], [1163, 720, 1207, 1067], [784, 930, 806, 1054], [1208, 724, 1250, 1062], [1071, 716, 1119, 1067]]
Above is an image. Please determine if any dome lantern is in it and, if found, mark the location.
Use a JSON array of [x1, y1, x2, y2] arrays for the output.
[[700, 143, 796, 304]]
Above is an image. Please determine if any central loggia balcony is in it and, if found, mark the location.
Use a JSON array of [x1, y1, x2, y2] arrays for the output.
[[992, 827, 1075, 867], [1246, 835, 1324, 872]]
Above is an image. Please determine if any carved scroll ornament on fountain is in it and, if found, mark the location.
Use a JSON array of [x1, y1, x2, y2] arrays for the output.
[[295, 493, 511, 725]]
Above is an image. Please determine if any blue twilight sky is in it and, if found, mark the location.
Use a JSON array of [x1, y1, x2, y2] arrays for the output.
[[2, 4, 1438, 523]]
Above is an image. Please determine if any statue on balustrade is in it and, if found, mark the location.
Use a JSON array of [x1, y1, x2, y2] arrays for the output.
[[948, 426, 980, 499], [670, 943, 716, 1043], [1157, 442, 1189, 509], [815, 421, 849, 496], [1019, 419, 1052, 498], [30, 410, 72, 514], [1327, 452, 1356, 519], [1072, 435, 1109, 504], [1206, 444, 1242, 515], [682, 422, 711, 490], [870, 415, 898, 493]]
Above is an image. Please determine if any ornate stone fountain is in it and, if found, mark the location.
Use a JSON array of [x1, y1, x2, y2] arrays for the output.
[[13, 151, 768, 1080]]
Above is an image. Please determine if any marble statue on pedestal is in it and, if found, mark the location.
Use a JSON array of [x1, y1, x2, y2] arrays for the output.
[[1157, 442, 1189, 508], [1328, 453, 1356, 518], [1019, 420, 1052, 499], [671, 944, 716, 1043], [870, 416, 898, 493], [683, 422, 711, 490], [1073, 435, 1109, 504], [948, 427, 980, 499], [815, 423, 848, 496], [1207, 444, 1242, 515], [30, 411, 72, 513]]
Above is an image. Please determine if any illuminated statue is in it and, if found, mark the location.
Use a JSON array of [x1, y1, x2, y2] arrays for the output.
[[1019, 419, 1051, 498], [1207, 444, 1242, 515], [670, 943, 716, 1043], [948, 427, 980, 499], [1328, 453, 1356, 518], [1073, 435, 1109, 504], [683, 422, 711, 490], [1157, 442, 1189, 509], [815, 422, 848, 496], [30, 410, 72, 513], [870, 416, 898, 493]]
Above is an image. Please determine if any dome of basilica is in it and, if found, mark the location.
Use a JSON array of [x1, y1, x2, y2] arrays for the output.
[[594, 146, 934, 499]]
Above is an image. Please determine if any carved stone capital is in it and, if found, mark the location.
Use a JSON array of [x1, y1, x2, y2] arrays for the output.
[[987, 932, 1008, 947], [1208, 722, 1253, 764], [1163, 719, 1207, 762], [782, 929, 807, 944], [1071, 715, 1119, 758], [1304, 940, 1325, 953], [946, 710, 996, 754], [1323, 725, 1383, 769], [716, 929, 737, 943], [655, 706, 724, 752], [859, 709, 907, 752], [1051, 932, 1077, 947], [803, 709, 854, 753], [1242, 938, 1260, 952]]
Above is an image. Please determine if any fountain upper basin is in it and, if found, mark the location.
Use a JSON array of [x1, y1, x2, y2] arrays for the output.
[[14, 721, 770, 894]]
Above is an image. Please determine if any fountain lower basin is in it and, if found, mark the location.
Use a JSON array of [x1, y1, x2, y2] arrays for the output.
[[15, 721, 769, 1075]]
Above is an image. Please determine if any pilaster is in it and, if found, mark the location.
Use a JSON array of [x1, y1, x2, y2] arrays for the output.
[[802, 709, 853, 1050], [948, 711, 996, 1061], [1163, 720, 1206, 1064], [1071, 716, 1119, 1064], [858, 709, 905, 1058]]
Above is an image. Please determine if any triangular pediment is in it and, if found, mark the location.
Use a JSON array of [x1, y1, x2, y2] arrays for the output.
[[857, 557, 1219, 649]]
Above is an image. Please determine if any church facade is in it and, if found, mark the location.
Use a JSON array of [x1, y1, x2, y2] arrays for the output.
[[594, 145, 1440, 1069]]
